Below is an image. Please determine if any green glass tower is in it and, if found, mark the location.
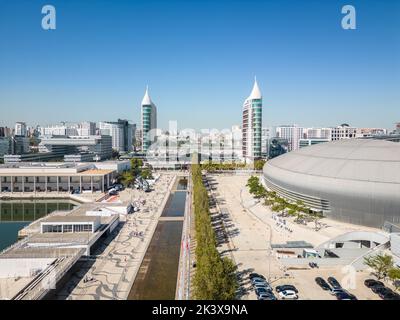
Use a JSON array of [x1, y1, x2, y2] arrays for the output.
[[242, 78, 262, 163], [141, 86, 157, 153]]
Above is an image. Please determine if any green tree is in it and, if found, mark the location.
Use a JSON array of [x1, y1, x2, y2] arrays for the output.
[[287, 200, 306, 222], [192, 163, 238, 299], [271, 197, 289, 216], [120, 171, 134, 188], [264, 190, 277, 206], [141, 168, 153, 180], [253, 159, 266, 171], [388, 267, 400, 291], [364, 253, 394, 280], [112, 149, 120, 159]]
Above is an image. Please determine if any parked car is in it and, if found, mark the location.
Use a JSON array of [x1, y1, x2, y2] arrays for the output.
[[364, 279, 384, 288], [315, 277, 331, 291], [253, 282, 269, 288], [335, 290, 357, 300], [113, 184, 123, 191], [249, 273, 266, 280], [108, 188, 118, 196], [255, 287, 271, 296], [382, 292, 400, 300], [278, 290, 298, 300], [330, 288, 345, 296], [377, 287, 395, 299], [327, 277, 342, 289], [258, 292, 277, 300], [254, 282, 272, 291], [251, 277, 268, 285], [372, 285, 390, 294], [276, 285, 298, 293]]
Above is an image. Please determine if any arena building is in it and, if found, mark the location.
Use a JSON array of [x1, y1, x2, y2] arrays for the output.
[[262, 139, 400, 228]]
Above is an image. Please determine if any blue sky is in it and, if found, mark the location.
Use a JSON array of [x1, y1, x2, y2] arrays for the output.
[[0, 0, 399, 130]]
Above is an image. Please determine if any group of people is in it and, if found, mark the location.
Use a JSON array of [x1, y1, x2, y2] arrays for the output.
[[272, 214, 293, 234], [132, 230, 143, 237], [83, 275, 95, 283]]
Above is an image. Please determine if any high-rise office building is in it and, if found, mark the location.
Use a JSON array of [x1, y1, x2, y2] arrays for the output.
[[0, 137, 10, 157], [39, 135, 112, 160], [40, 123, 79, 136], [99, 119, 134, 152], [242, 78, 262, 163], [141, 86, 157, 153], [275, 125, 304, 152], [77, 122, 96, 136], [261, 127, 272, 157], [305, 127, 332, 140], [10, 136, 30, 154], [14, 122, 27, 137]]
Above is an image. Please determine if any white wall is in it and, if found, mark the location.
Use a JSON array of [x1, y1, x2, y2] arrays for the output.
[[0, 258, 55, 278]]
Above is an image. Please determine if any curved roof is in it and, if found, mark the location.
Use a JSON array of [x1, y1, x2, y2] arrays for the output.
[[265, 139, 400, 184], [247, 77, 262, 100], [141, 86, 153, 106]]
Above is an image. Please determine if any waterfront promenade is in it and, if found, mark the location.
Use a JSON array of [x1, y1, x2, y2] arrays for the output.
[[55, 174, 176, 300]]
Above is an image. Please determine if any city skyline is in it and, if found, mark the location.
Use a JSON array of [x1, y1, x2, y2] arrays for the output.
[[0, 0, 399, 130]]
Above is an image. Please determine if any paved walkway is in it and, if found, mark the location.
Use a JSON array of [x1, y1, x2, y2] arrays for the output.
[[208, 174, 382, 300], [55, 174, 175, 300]]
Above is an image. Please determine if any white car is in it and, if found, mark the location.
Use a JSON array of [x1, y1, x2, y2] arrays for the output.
[[278, 290, 298, 300]]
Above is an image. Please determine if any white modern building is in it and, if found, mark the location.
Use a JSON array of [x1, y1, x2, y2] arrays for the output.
[[15, 122, 27, 137], [263, 139, 400, 228], [261, 127, 272, 156], [77, 122, 96, 136], [356, 127, 388, 138], [331, 124, 357, 140], [99, 120, 134, 153], [305, 127, 332, 140], [141, 86, 158, 153], [41, 216, 101, 234], [242, 78, 262, 163], [39, 135, 112, 160], [0, 162, 119, 193], [40, 123, 79, 136], [276, 125, 305, 152], [299, 138, 330, 148]]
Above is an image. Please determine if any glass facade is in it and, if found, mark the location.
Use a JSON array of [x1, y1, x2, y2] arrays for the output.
[[242, 81, 262, 162], [251, 100, 262, 158], [142, 105, 153, 152]]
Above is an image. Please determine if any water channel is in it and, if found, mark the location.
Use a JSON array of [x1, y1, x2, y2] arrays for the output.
[[128, 177, 187, 300]]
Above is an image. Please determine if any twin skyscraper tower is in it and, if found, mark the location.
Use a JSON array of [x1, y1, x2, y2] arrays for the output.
[[141, 79, 262, 164]]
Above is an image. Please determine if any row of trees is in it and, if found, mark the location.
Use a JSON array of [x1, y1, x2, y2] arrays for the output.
[[192, 164, 238, 299], [247, 176, 323, 228], [120, 158, 153, 187], [364, 253, 400, 289], [201, 159, 266, 172]]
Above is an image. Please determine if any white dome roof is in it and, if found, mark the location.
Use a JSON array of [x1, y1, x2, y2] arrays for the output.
[[266, 139, 400, 184]]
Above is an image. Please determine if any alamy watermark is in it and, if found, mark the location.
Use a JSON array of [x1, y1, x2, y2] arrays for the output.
[[41, 5, 56, 30], [341, 5, 357, 30]]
